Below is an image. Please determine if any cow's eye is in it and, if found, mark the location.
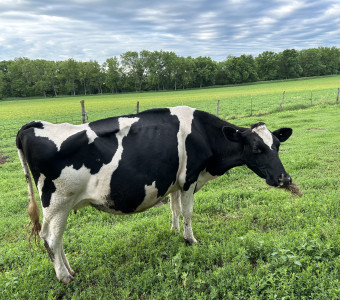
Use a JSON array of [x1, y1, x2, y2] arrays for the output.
[[253, 146, 262, 154]]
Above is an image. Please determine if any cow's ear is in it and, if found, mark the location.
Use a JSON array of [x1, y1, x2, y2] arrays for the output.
[[222, 126, 242, 142], [272, 128, 292, 142]]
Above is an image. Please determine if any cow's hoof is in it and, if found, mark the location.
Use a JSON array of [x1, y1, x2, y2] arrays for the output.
[[60, 274, 74, 284], [184, 237, 197, 245], [69, 269, 76, 276]]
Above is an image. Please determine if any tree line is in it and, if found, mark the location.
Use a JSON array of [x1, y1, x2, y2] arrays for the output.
[[1, 47, 339, 99]]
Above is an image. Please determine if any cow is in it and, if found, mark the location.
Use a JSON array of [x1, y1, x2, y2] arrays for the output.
[[16, 106, 293, 283]]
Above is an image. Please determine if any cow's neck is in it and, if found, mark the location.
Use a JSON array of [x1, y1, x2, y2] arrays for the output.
[[204, 116, 245, 176]]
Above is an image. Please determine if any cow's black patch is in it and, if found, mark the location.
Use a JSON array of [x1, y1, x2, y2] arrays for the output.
[[184, 111, 248, 191], [108, 109, 180, 213], [41, 178, 56, 207]]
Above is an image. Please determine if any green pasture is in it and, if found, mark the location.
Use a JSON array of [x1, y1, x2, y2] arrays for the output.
[[0, 77, 340, 298], [0, 75, 339, 124]]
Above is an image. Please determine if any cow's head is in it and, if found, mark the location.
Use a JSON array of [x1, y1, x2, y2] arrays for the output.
[[223, 122, 292, 187]]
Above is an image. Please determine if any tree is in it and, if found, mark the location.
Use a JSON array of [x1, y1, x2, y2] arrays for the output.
[[278, 49, 302, 79], [121, 51, 149, 92], [59, 58, 79, 96], [151, 51, 178, 90], [46, 61, 60, 97], [0, 61, 11, 99], [31, 60, 59, 98], [104, 57, 122, 93], [147, 51, 163, 90], [0, 71, 4, 99], [222, 55, 258, 84], [174, 56, 195, 90], [6, 58, 33, 97], [193, 56, 217, 88], [318, 46, 340, 75], [255, 51, 279, 80], [91, 60, 105, 94], [79, 62, 93, 95]]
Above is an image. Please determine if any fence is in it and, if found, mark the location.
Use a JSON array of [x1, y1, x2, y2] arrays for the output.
[[1, 87, 339, 166]]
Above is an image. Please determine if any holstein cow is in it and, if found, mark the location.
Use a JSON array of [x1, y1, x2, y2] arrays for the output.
[[17, 106, 292, 283]]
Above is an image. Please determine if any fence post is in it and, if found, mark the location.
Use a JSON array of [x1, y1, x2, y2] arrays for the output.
[[250, 96, 253, 116], [136, 101, 140, 114], [80, 100, 86, 124], [310, 89, 312, 106], [337, 88, 339, 104], [280, 91, 285, 112], [216, 100, 220, 117]]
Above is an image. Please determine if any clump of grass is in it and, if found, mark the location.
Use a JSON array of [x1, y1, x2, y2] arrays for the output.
[[280, 182, 303, 197]]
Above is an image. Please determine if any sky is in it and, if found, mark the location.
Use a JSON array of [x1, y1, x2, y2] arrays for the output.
[[1, 0, 339, 63]]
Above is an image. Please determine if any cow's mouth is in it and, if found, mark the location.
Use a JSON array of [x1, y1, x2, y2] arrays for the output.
[[265, 173, 291, 187], [278, 173, 292, 187]]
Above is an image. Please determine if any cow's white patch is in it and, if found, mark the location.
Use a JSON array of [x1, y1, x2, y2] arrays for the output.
[[196, 169, 217, 192], [169, 106, 195, 187], [181, 182, 197, 244], [53, 165, 91, 198], [170, 190, 181, 232], [252, 124, 273, 150], [34, 122, 98, 151], [84, 117, 139, 209], [37, 173, 46, 196], [135, 181, 160, 212]]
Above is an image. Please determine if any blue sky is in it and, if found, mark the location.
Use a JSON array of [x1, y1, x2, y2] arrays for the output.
[[0, 0, 339, 62]]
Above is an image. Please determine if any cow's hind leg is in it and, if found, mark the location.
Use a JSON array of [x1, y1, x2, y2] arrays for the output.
[[181, 184, 197, 245], [170, 190, 181, 233], [40, 207, 73, 284]]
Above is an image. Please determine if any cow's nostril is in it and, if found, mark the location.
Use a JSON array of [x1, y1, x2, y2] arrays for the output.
[[279, 174, 291, 186]]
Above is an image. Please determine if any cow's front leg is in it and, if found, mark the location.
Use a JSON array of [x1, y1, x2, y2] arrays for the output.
[[181, 184, 197, 245], [170, 190, 181, 233], [40, 209, 73, 284], [61, 241, 75, 276]]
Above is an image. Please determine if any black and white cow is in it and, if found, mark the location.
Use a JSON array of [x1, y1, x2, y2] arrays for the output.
[[16, 106, 292, 283]]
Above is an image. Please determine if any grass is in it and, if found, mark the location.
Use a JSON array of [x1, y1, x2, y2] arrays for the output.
[[0, 75, 339, 123], [0, 76, 340, 299]]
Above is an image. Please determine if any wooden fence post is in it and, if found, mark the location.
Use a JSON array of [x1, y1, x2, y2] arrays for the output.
[[310, 89, 312, 106], [250, 96, 253, 116], [80, 100, 86, 123], [136, 101, 140, 113], [337, 88, 339, 104], [280, 91, 285, 112], [216, 100, 220, 117]]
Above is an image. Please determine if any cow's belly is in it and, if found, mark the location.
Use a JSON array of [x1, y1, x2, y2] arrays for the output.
[[88, 180, 177, 215]]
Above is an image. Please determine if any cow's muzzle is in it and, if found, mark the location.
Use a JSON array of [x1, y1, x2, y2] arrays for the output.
[[278, 173, 292, 187]]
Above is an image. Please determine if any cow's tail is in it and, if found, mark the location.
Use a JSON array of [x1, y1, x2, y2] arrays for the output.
[[17, 134, 41, 245]]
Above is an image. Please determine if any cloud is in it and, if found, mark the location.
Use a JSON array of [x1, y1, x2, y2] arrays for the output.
[[0, 0, 339, 62]]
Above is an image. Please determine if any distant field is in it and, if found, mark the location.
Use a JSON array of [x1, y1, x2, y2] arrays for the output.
[[0, 75, 339, 125], [1, 77, 340, 298]]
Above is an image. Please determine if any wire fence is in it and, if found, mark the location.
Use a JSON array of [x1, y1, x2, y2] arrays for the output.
[[1, 87, 339, 166]]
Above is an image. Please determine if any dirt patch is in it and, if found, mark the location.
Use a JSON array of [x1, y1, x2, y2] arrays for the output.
[[0, 152, 10, 165]]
